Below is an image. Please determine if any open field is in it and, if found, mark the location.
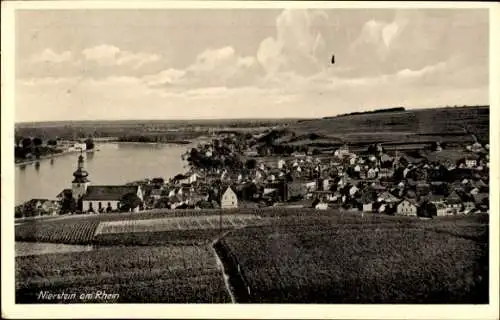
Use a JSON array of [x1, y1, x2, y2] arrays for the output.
[[16, 245, 230, 303], [215, 213, 489, 303]]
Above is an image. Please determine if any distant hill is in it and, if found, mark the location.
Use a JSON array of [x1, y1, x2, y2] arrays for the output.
[[324, 107, 406, 119], [292, 106, 489, 146]]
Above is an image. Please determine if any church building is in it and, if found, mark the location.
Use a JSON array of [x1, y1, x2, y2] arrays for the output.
[[58, 153, 143, 213]]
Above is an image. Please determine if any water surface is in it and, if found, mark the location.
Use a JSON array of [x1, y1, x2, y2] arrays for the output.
[[15, 142, 193, 205]]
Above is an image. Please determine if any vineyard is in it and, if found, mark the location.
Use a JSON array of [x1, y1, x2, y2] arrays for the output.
[[15, 207, 387, 246], [215, 214, 489, 303], [95, 214, 262, 235], [15, 212, 265, 245], [16, 245, 231, 303], [15, 220, 100, 244]]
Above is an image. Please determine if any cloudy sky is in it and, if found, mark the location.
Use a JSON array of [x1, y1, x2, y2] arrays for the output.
[[15, 8, 489, 122]]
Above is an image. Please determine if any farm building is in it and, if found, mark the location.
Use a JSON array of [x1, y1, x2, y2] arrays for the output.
[[221, 187, 238, 209]]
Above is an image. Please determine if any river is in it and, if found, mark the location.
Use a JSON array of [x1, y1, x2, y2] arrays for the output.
[[15, 142, 195, 205]]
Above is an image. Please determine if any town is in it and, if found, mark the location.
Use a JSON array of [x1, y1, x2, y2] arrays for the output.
[[16, 128, 490, 219]]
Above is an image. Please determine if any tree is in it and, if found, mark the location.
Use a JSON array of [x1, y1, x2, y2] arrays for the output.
[[47, 139, 58, 147], [152, 177, 164, 185], [85, 137, 95, 150], [22, 138, 32, 149], [33, 137, 43, 147], [367, 144, 377, 155], [120, 192, 142, 212], [60, 197, 77, 214]]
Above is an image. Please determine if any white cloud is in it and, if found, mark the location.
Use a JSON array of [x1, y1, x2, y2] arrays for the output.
[[82, 44, 120, 64], [82, 44, 160, 69], [143, 68, 187, 87], [149, 46, 260, 88], [28, 49, 73, 64], [116, 51, 160, 68], [257, 9, 328, 76]]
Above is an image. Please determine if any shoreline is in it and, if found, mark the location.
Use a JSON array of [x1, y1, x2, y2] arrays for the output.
[[15, 149, 97, 167], [15, 140, 194, 167], [104, 140, 192, 146]]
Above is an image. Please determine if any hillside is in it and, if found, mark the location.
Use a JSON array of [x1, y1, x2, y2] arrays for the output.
[[291, 106, 489, 146]]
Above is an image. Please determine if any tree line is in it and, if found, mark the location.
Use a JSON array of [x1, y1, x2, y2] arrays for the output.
[[15, 136, 95, 161]]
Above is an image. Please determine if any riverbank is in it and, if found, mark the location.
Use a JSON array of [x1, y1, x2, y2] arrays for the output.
[[94, 136, 192, 145], [114, 139, 192, 145], [15, 149, 97, 167]]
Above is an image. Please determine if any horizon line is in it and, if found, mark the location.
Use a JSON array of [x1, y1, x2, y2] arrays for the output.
[[14, 104, 490, 125]]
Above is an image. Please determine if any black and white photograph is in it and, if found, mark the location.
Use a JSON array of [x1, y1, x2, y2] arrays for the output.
[[2, 1, 499, 318]]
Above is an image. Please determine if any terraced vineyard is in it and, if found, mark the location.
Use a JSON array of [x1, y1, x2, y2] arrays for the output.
[[15, 211, 264, 245], [215, 214, 489, 303], [16, 245, 230, 303], [95, 214, 261, 235], [15, 220, 100, 244]]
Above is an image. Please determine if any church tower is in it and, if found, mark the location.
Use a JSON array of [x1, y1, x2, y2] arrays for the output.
[[72, 152, 90, 201]]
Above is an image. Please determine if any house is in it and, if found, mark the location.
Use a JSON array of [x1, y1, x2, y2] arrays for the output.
[[150, 189, 163, 200], [188, 173, 200, 184], [471, 141, 483, 153], [315, 201, 329, 210], [322, 178, 330, 191], [378, 168, 394, 178], [82, 185, 143, 213], [459, 193, 475, 213], [367, 168, 377, 179], [380, 153, 392, 164], [221, 187, 238, 209], [334, 144, 350, 158], [442, 191, 462, 215], [360, 190, 377, 212], [278, 159, 286, 169], [21, 199, 60, 217], [396, 199, 418, 216], [377, 191, 400, 204], [349, 185, 359, 197], [168, 189, 176, 198], [244, 150, 258, 157], [435, 202, 450, 216], [56, 189, 73, 201], [292, 151, 306, 158], [429, 194, 445, 205], [465, 157, 478, 168], [305, 181, 317, 192]]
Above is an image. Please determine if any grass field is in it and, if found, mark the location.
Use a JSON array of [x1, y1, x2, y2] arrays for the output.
[[16, 245, 231, 303], [215, 213, 489, 303]]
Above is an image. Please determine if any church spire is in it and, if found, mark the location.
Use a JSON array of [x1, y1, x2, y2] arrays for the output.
[[72, 151, 89, 183]]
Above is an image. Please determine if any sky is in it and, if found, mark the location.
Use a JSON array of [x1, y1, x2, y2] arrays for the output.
[[15, 8, 489, 122]]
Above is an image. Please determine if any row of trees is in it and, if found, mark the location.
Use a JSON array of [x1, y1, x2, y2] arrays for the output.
[[15, 136, 95, 161]]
